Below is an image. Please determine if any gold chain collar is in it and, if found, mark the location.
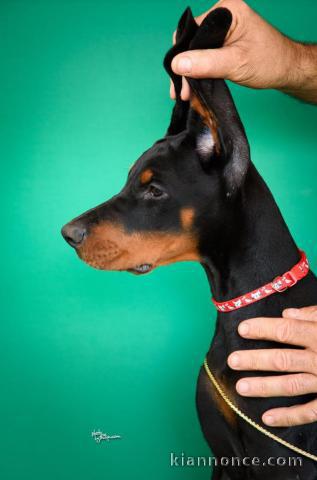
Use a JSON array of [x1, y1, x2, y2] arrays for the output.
[[203, 358, 317, 462]]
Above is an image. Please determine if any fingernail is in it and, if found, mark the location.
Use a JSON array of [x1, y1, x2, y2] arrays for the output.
[[238, 322, 249, 336], [237, 380, 249, 394], [263, 415, 275, 425], [177, 57, 192, 74], [228, 353, 240, 368], [284, 308, 299, 318]]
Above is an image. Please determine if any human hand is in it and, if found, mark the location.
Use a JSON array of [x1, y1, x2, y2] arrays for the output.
[[170, 0, 317, 103], [227, 306, 317, 427]]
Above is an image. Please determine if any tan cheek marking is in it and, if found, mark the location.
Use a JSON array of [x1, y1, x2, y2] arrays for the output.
[[140, 169, 153, 184], [180, 207, 195, 230], [78, 221, 200, 271], [191, 94, 220, 154]]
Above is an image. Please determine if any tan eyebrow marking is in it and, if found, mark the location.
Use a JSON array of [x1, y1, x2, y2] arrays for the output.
[[180, 207, 195, 230], [140, 169, 153, 184]]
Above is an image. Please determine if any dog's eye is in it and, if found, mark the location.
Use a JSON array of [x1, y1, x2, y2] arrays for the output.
[[149, 185, 163, 197], [144, 184, 166, 200]]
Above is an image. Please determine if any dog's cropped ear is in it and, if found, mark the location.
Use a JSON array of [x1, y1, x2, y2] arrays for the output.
[[163, 8, 198, 135], [186, 8, 250, 192]]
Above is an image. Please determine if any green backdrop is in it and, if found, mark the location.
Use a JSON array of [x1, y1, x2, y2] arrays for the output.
[[1, 1, 317, 479]]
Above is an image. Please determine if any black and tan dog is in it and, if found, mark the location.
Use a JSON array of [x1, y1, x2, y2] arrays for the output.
[[62, 8, 317, 479]]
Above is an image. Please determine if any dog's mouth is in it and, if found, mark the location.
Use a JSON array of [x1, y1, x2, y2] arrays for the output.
[[127, 263, 153, 275]]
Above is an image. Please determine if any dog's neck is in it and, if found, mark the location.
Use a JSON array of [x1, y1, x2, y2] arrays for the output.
[[202, 164, 299, 309]]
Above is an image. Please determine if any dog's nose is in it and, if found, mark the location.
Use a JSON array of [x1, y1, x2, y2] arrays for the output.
[[61, 223, 87, 248]]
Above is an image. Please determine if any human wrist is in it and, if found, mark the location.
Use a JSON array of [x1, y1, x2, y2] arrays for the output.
[[278, 41, 317, 103]]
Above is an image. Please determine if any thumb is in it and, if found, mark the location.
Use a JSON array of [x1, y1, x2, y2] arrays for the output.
[[283, 306, 317, 321], [171, 47, 235, 80]]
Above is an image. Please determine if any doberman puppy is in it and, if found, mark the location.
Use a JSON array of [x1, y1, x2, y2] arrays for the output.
[[62, 8, 317, 480]]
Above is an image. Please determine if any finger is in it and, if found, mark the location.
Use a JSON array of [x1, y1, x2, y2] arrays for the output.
[[194, 0, 223, 26], [195, 9, 213, 26], [262, 398, 317, 427], [228, 349, 317, 374], [181, 77, 191, 100], [236, 373, 317, 397], [238, 316, 317, 349], [170, 30, 177, 100], [171, 47, 235, 79], [283, 306, 317, 322], [169, 78, 190, 100], [170, 80, 176, 99], [195, 0, 239, 26]]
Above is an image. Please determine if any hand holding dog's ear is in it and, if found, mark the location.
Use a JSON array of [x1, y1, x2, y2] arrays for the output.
[[165, 6, 250, 191], [171, 0, 291, 93], [171, 0, 317, 104]]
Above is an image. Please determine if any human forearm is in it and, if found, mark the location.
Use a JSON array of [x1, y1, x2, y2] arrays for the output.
[[280, 42, 317, 103]]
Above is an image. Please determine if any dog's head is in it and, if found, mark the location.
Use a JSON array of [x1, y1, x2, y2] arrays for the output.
[[61, 7, 250, 274]]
